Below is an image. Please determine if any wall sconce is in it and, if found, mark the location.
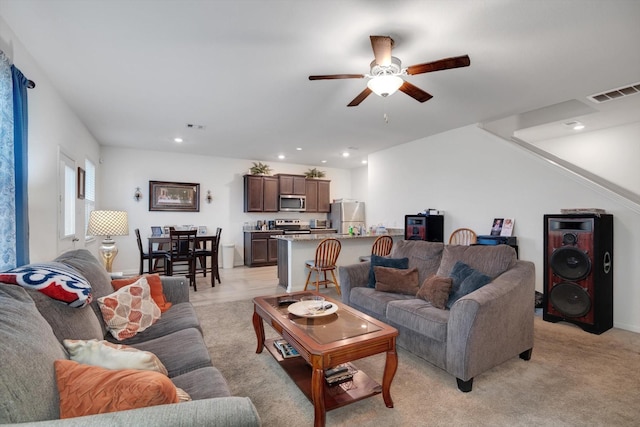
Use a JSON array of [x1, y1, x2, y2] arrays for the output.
[[134, 187, 142, 202], [206, 190, 213, 204]]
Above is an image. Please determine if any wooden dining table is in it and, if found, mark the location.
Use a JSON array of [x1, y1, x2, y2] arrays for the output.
[[148, 234, 218, 286]]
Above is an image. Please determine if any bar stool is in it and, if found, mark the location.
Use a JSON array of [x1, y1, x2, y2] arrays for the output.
[[449, 228, 477, 245], [304, 238, 341, 295], [359, 235, 393, 262]]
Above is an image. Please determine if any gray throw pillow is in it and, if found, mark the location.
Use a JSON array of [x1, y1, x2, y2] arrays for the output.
[[368, 254, 409, 288], [446, 261, 491, 309]]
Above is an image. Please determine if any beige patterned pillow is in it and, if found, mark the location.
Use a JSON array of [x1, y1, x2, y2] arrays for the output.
[[97, 277, 160, 341], [63, 339, 168, 375]]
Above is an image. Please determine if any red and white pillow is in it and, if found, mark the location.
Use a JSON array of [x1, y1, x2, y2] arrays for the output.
[[97, 277, 160, 340], [0, 262, 92, 307]]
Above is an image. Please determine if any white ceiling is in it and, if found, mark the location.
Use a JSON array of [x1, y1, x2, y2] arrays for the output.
[[1, 0, 639, 169]]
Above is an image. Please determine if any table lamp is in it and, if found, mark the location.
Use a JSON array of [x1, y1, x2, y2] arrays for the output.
[[87, 210, 129, 272]]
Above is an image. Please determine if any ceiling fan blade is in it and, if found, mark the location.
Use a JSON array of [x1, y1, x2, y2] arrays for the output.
[[347, 87, 373, 107], [406, 55, 471, 75], [370, 35, 393, 66], [309, 74, 365, 80], [399, 81, 433, 103]]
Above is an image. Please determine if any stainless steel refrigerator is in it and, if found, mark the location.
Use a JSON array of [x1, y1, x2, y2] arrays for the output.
[[330, 202, 366, 234]]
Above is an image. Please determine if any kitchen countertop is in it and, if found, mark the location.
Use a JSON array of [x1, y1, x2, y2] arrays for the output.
[[243, 229, 338, 233], [274, 232, 402, 241]]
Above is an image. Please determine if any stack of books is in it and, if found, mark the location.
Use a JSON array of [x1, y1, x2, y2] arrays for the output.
[[273, 339, 299, 358], [324, 365, 353, 385]]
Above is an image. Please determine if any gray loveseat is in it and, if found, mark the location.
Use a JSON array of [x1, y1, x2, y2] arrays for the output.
[[339, 240, 535, 392], [0, 249, 260, 426]]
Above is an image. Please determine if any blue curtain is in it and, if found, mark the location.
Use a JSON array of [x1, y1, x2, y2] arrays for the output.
[[0, 51, 16, 270], [11, 65, 30, 266]]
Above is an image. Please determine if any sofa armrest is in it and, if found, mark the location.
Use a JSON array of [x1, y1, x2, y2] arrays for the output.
[[10, 397, 261, 427], [338, 262, 370, 305], [160, 276, 190, 304], [446, 260, 535, 382]]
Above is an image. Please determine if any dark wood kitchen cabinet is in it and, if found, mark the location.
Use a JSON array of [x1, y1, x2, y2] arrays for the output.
[[277, 174, 306, 195], [244, 231, 283, 267], [305, 179, 331, 213], [244, 175, 278, 212]]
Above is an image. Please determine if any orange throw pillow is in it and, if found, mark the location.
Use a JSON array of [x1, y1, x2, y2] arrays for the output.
[[112, 274, 172, 312], [55, 359, 179, 418]]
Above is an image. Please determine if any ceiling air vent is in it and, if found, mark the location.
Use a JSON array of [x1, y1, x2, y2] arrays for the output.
[[587, 82, 640, 103]]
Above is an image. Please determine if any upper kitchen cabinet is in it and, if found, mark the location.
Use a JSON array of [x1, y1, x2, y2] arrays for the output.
[[305, 179, 331, 213], [277, 174, 306, 195], [244, 175, 279, 212]]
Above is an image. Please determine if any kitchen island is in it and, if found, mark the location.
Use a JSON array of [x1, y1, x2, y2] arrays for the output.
[[276, 232, 403, 292]]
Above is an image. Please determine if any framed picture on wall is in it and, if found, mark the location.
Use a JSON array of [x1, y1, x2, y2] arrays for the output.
[[77, 167, 86, 199], [149, 181, 200, 212]]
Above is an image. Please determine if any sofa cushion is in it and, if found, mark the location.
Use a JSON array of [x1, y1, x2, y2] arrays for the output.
[[0, 262, 92, 307], [128, 327, 213, 377], [25, 287, 104, 343], [386, 299, 450, 342], [436, 244, 517, 279], [368, 254, 409, 288], [171, 366, 232, 400], [374, 266, 420, 295], [350, 286, 415, 318], [0, 284, 67, 423], [416, 275, 453, 309], [55, 249, 115, 338], [106, 302, 203, 345], [390, 240, 444, 284], [446, 261, 492, 309], [97, 277, 161, 341], [55, 359, 179, 419], [63, 339, 168, 375], [112, 274, 172, 312]]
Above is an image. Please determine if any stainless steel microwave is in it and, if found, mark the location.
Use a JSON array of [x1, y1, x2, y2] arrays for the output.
[[279, 195, 306, 212]]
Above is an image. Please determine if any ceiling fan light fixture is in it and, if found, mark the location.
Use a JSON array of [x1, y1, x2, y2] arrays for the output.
[[367, 75, 403, 97]]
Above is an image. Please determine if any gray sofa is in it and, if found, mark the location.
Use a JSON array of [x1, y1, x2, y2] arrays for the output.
[[0, 249, 260, 426], [339, 240, 535, 392]]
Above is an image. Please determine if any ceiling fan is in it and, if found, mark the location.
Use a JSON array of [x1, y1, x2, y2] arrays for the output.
[[309, 35, 470, 107]]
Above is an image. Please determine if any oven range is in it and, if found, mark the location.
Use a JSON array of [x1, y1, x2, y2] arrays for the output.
[[274, 219, 311, 234]]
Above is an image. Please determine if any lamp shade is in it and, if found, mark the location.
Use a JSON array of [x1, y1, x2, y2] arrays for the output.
[[367, 75, 404, 97], [87, 210, 129, 237]]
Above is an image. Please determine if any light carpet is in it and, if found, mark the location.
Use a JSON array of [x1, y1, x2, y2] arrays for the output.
[[195, 300, 640, 426]]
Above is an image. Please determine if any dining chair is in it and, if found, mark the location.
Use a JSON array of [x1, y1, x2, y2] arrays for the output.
[[165, 229, 198, 291], [135, 228, 167, 275], [359, 235, 394, 262], [449, 228, 478, 245], [195, 227, 222, 286], [304, 238, 341, 295]]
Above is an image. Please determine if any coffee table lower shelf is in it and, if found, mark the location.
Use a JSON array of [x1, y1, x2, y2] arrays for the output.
[[264, 337, 382, 411]]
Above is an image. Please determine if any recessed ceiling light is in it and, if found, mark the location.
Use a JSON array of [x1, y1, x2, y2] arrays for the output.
[[361, 160, 368, 164], [321, 160, 327, 163], [278, 154, 285, 160], [342, 152, 350, 157], [564, 121, 585, 131], [174, 137, 183, 143], [296, 147, 302, 151]]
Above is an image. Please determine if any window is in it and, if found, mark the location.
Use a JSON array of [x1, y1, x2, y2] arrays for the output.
[[84, 158, 95, 240], [58, 151, 75, 239]]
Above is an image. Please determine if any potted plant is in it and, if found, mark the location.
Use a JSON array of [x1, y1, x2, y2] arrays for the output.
[[249, 162, 272, 175], [304, 168, 326, 179]]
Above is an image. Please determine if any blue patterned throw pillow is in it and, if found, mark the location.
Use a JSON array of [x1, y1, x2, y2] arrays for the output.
[[0, 262, 92, 308], [445, 261, 491, 309]]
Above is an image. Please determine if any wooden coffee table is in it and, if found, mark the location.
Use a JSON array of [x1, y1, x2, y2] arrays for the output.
[[252, 291, 398, 427]]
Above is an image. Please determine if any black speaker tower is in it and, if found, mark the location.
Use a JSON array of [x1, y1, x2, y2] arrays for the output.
[[543, 213, 613, 334]]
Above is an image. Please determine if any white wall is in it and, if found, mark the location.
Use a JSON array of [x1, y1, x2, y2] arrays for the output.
[[1, 15, 101, 262], [99, 146, 353, 273], [368, 124, 640, 332], [531, 122, 640, 196]]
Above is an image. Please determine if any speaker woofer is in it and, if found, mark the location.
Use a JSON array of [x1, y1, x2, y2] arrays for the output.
[[550, 246, 591, 281], [549, 282, 591, 318]]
